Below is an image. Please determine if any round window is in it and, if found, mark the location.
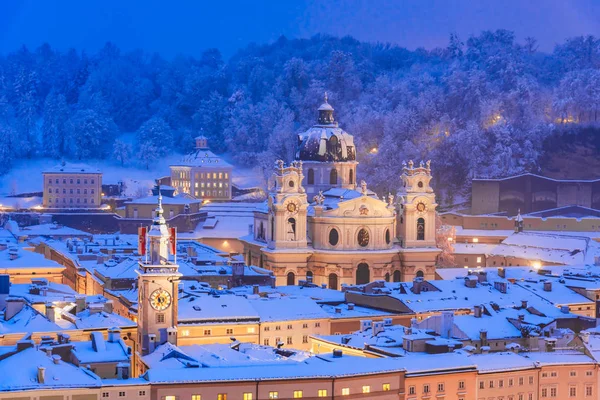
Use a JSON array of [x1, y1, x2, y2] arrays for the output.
[[288, 180, 294, 188], [417, 181, 424, 188], [385, 229, 391, 245], [358, 228, 370, 247], [329, 229, 339, 246]]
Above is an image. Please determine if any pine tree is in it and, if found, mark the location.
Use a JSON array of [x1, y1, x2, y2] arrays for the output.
[[42, 90, 69, 158]]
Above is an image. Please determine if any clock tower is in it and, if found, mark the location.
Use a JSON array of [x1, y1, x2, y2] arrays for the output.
[[267, 160, 309, 249], [397, 160, 437, 248], [136, 192, 181, 356]]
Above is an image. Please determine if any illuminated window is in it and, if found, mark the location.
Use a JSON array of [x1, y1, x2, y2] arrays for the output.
[[477, 257, 482, 263], [243, 394, 252, 400], [318, 390, 327, 397], [247, 327, 255, 333], [192, 396, 201, 400], [269, 392, 278, 399], [362, 386, 370, 393], [293, 391, 303, 398], [341, 388, 350, 396], [217, 395, 227, 400], [181, 330, 190, 337], [383, 383, 390, 391], [165, 397, 176, 400], [473, 238, 479, 243]]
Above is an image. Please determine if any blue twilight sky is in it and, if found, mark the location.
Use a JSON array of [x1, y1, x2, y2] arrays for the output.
[[2, 0, 600, 58]]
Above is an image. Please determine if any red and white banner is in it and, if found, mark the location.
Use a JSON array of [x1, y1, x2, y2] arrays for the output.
[[138, 227, 147, 256], [169, 227, 177, 256]]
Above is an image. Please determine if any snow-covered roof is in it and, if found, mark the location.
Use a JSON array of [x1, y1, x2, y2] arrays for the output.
[[178, 293, 259, 323], [172, 149, 232, 169], [296, 125, 356, 162], [248, 296, 330, 322], [18, 223, 91, 238], [126, 194, 201, 205], [0, 347, 100, 391], [44, 162, 101, 174], [0, 246, 65, 270], [72, 333, 130, 364]]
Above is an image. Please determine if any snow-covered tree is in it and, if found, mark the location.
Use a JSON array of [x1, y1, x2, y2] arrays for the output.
[[113, 139, 132, 166]]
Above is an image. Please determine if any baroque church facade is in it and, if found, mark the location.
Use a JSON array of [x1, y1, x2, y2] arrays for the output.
[[242, 97, 440, 288]]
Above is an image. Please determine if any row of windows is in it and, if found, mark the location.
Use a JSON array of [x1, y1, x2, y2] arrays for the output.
[[479, 376, 533, 389], [163, 384, 389, 400], [264, 322, 320, 331], [49, 188, 95, 194], [408, 381, 464, 395], [195, 181, 229, 188], [541, 370, 593, 378], [102, 391, 145, 398], [179, 327, 256, 337], [541, 386, 593, 397], [177, 172, 230, 180], [195, 190, 229, 197], [48, 178, 96, 185], [328, 227, 391, 247], [263, 336, 309, 346], [306, 168, 354, 185], [48, 197, 95, 204]]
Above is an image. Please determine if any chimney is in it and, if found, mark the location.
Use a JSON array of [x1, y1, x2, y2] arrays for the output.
[[96, 255, 105, 264], [52, 354, 61, 365], [88, 303, 104, 315], [335, 307, 342, 314], [481, 346, 490, 354], [474, 305, 482, 318], [253, 285, 259, 295], [518, 314, 525, 321], [477, 271, 487, 283], [383, 318, 393, 326], [103, 300, 114, 314], [321, 283, 327, 289], [464, 276, 477, 288], [270, 277, 276, 289], [108, 327, 121, 343], [543, 281, 552, 292], [440, 311, 454, 338], [412, 277, 423, 294], [37, 366, 46, 384], [5, 297, 25, 321], [521, 300, 528, 309], [561, 305, 570, 314], [167, 327, 178, 345], [16, 339, 34, 352], [582, 332, 590, 344], [117, 362, 130, 379], [347, 303, 355, 311], [75, 295, 86, 313], [8, 247, 18, 260], [494, 281, 507, 294], [497, 267, 506, 278], [480, 329, 488, 347], [411, 317, 418, 328], [45, 304, 56, 323], [332, 349, 343, 358]]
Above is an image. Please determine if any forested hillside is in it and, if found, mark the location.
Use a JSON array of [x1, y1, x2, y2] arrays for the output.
[[1, 30, 600, 202]]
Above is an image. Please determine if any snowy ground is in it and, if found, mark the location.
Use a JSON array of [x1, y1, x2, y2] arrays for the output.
[[0, 155, 180, 197], [0, 154, 265, 197]]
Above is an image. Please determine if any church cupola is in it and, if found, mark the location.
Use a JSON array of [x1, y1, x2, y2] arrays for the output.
[[317, 93, 336, 126], [195, 135, 208, 150]]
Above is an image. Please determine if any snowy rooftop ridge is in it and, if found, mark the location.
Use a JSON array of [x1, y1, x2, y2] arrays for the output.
[[44, 162, 101, 174]]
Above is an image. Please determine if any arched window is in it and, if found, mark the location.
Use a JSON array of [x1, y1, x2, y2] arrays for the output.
[[356, 263, 370, 285], [270, 216, 274, 241], [393, 270, 401, 282], [385, 229, 391, 245], [349, 169, 354, 185], [307, 168, 315, 185], [287, 218, 296, 241], [417, 218, 425, 241], [328, 273, 338, 290], [287, 272, 295, 286], [384, 273, 390, 282], [330, 169, 338, 185], [306, 271, 313, 283], [329, 228, 339, 246], [416, 270, 424, 278]]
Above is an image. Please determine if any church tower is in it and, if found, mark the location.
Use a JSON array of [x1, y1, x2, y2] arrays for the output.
[[267, 160, 309, 249], [295, 94, 358, 195], [136, 191, 181, 356], [397, 160, 438, 248]]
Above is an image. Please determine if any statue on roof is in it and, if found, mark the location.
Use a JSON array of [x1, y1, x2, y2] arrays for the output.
[[360, 180, 367, 196]]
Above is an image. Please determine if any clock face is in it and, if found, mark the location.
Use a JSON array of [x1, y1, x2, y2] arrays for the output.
[[149, 289, 172, 311], [287, 202, 297, 213], [358, 228, 370, 247], [416, 202, 426, 212]]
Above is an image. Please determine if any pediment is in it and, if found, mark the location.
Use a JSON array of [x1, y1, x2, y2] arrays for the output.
[[322, 195, 394, 218]]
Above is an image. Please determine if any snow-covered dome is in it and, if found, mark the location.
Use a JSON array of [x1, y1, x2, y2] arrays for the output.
[[296, 94, 356, 162]]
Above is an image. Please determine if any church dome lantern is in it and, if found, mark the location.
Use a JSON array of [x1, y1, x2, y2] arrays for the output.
[[296, 93, 356, 163]]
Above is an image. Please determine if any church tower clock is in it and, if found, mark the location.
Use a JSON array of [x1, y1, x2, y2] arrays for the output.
[[397, 160, 438, 248], [267, 160, 309, 249], [136, 191, 181, 356]]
